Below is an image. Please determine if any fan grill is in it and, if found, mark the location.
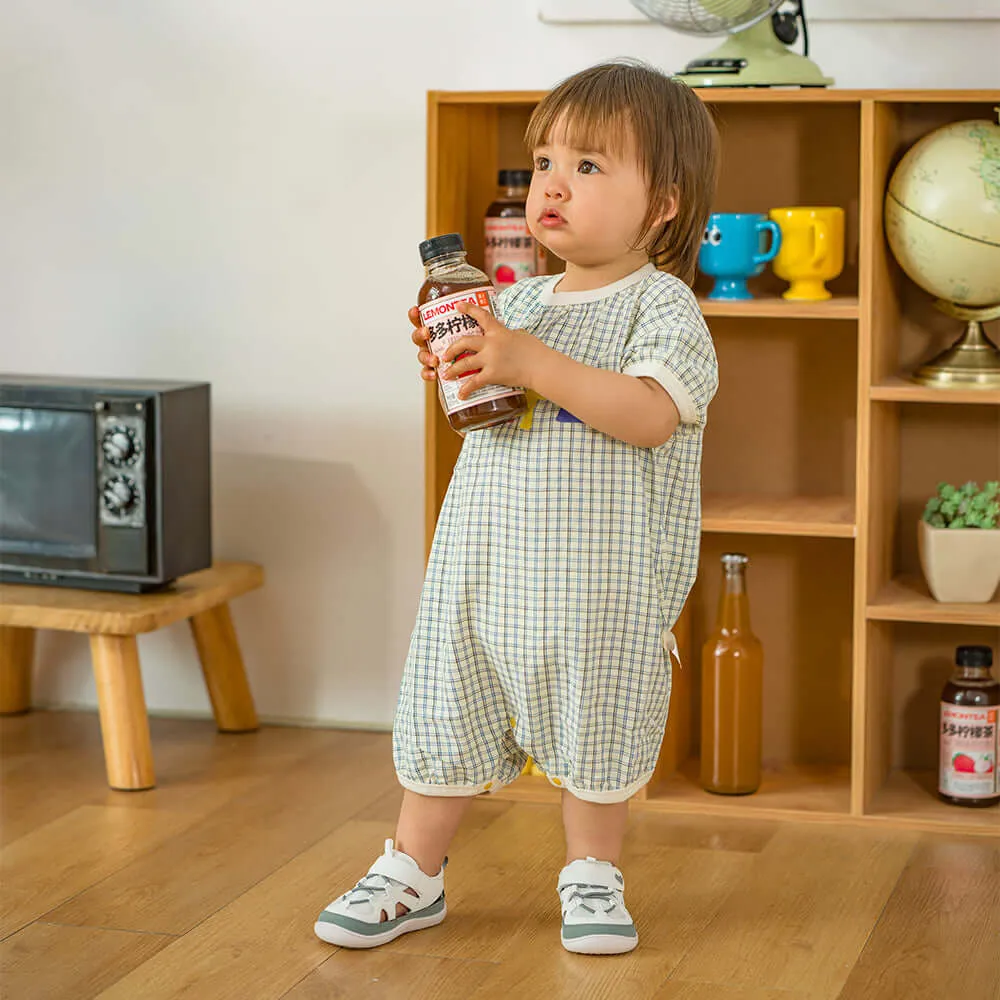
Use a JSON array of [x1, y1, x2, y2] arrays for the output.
[[630, 0, 782, 36]]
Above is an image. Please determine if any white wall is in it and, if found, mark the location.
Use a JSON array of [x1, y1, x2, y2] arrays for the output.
[[3, 1, 998, 729]]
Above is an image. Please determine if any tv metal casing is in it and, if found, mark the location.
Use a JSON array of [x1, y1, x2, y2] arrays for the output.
[[0, 375, 211, 593]]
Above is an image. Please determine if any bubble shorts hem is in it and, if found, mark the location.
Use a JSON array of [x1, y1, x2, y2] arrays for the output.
[[396, 773, 520, 798], [396, 769, 655, 804]]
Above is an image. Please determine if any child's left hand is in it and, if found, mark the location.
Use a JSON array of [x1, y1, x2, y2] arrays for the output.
[[442, 303, 545, 399]]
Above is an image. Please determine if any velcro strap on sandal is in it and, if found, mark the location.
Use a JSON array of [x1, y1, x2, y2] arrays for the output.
[[558, 859, 624, 893], [368, 849, 442, 903]]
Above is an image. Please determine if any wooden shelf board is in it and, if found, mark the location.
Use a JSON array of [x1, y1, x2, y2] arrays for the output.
[[866, 770, 1000, 837], [699, 295, 859, 320], [868, 576, 1000, 626], [871, 377, 1000, 405], [702, 495, 856, 538], [431, 90, 1000, 107]]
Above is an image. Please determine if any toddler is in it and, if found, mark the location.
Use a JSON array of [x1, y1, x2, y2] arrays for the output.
[[316, 58, 719, 956]]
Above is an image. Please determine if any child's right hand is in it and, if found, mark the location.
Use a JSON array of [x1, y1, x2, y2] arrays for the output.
[[409, 306, 438, 382]]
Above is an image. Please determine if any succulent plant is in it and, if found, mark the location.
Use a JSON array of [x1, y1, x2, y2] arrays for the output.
[[923, 481, 999, 530]]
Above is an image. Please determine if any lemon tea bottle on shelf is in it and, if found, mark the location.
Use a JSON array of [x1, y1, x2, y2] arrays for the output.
[[939, 645, 999, 808], [417, 233, 527, 434], [701, 553, 764, 795], [484, 169, 539, 290]]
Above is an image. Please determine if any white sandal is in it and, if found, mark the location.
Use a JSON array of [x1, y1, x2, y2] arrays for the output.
[[314, 839, 446, 948]]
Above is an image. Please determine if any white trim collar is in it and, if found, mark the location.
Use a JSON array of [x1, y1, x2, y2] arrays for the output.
[[540, 262, 656, 306]]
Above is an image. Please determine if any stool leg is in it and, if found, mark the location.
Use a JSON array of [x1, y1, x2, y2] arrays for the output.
[[89, 634, 155, 791], [189, 603, 258, 733], [0, 626, 35, 715]]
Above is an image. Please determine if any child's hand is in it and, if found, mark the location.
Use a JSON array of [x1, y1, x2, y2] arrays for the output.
[[409, 306, 437, 382], [441, 303, 544, 399]]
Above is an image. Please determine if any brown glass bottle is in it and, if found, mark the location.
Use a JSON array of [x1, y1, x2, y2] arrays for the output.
[[701, 553, 764, 795], [484, 169, 539, 289], [939, 645, 1000, 808], [417, 233, 527, 434]]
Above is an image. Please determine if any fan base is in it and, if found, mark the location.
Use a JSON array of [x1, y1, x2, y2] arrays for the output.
[[674, 23, 833, 88]]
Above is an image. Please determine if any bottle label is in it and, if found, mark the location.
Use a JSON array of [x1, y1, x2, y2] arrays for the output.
[[418, 287, 523, 417], [939, 703, 999, 799], [484, 218, 538, 289]]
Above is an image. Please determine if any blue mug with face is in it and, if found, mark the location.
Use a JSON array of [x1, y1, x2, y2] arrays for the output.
[[699, 213, 781, 300]]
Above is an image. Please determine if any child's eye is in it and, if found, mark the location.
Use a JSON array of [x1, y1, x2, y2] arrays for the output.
[[578, 160, 600, 174], [534, 156, 551, 171]]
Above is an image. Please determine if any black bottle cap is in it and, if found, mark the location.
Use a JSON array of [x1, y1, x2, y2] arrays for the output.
[[956, 645, 993, 667], [499, 169, 532, 188], [419, 233, 465, 264]]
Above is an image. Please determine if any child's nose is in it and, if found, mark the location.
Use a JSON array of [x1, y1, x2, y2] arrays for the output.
[[544, 170, 569, 200]]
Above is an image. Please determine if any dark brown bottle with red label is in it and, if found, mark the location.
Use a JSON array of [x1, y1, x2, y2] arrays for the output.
[[939, 644, 999, 808], [417, 233, 527, 434], [484, 169, 539, 290]]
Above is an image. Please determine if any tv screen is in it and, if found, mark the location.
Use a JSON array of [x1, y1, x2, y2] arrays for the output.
[[0, 406, 97, 558]]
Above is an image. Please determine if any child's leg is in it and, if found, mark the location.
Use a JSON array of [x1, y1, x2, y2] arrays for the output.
[[395, 789, 475, 876], [557, 790, 637, 955], [561, 791, 629, 865]]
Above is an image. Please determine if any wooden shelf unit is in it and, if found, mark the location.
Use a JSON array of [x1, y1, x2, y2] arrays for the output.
[[425, 88, 1000, 836]]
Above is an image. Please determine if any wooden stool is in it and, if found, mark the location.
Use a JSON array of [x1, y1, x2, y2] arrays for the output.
[[0, 561, 264, 791]]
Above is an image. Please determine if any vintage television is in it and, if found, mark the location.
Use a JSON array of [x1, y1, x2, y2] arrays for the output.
[[0, 375, 211, 593]]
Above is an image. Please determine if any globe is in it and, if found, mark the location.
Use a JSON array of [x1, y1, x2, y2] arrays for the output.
[[885, 118, 1000, 308]]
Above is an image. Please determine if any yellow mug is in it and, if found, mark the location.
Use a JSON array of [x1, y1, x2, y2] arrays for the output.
[[768, 207, 845, 301]]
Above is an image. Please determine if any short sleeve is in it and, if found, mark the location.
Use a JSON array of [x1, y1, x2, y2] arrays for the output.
[[493, 285, 514, 328], [620, 276, 718, 427]]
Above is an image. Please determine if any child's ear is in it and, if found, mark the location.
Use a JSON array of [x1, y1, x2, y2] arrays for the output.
[[655, 185, 680, 226]]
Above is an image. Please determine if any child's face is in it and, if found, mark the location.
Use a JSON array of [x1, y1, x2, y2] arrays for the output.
[[526, 123, 653, 269]]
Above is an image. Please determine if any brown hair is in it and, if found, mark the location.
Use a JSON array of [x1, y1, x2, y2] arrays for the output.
[[524, 60, 719, 286]]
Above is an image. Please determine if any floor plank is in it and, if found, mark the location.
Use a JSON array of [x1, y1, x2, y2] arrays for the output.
[[0, 713, 324, 845], [93, 820, 435, 1000], [45, 730, 392, 935], [670, 824, 918, 999], [282, 952, 498, 999], [4, 712, 999, 999], [0, 803, 201, 940], [653, 984, 811, 1000], [0, 921, 173, 1000], [838, 839, 1000, 1000]]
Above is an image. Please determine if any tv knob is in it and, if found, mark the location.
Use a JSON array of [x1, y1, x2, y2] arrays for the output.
[[102, 475, 139, 516], [102, 425, 139, 466]]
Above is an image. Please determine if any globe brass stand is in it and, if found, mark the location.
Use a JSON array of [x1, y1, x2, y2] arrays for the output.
[[912, 300, 1000, 389]]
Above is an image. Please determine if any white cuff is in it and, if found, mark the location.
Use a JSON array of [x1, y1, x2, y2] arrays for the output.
[[623, 361, 698, 425]]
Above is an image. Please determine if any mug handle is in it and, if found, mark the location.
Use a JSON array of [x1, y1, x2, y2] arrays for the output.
[[812, 220, 830, 267], [753, 220, 781, 266]]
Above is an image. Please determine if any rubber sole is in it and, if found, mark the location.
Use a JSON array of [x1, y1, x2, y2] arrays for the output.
[[314, 901, 447, 949], [561, 930, 638, 955]]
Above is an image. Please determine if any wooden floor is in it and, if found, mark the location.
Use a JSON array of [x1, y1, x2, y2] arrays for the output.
[[2, 713, 998, 1000]]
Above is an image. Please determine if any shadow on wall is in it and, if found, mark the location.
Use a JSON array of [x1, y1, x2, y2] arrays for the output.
[[212, 450, 393, 726]]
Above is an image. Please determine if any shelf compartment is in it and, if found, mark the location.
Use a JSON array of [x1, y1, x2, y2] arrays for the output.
[[495, 763, 852, 822], [703, 494, 855, 538], [868, 576, 1000, 627], [866, 770, 1000, 836], [871, 377, 1000, 405], [699, 295, 859, 321], [644, 761, 851, 820]]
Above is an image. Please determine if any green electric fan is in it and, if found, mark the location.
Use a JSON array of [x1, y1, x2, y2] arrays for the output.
[[630, 0, 833, 87]]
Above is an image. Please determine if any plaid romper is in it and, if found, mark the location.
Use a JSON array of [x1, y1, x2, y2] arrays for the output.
[[394, 263, 718, 803]]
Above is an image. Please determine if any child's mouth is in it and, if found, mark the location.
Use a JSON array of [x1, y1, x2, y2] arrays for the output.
[[539, 209, 566, 228]]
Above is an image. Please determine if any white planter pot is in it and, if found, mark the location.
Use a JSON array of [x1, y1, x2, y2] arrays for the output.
[[918, 520, 1000, 603]]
